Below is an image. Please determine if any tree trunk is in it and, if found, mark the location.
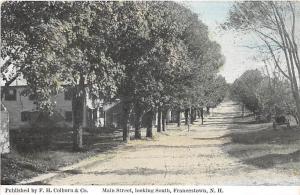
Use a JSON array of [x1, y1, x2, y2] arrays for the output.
[[122, 101, 131, 142], [177, 110, 181, 127], [162, 110, 167, 131], [206, 107, 210, 114], [295, 115, 299, 125], [294, 100, 300, 125], [190, 108, 194, 124], [187, 107, 191, 131], [271, 5, 300, 125], [134, 103, 142, 139], [146, 109, 154, 138], [200, 107, 204, 125], [72, 74, 85, 151], [241, 103, 245, 118], [157, 107, 162, 132], [184, 108, 189, 125]]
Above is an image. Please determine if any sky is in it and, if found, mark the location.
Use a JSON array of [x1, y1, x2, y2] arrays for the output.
[[184, 1, 264, 83]]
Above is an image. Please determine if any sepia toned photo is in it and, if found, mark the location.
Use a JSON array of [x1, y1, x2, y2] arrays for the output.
[[1, 0, 300, 187]]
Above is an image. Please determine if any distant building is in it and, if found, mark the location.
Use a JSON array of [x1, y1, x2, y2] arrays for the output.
[[0, 85, 118, 130], [102, 100, 123, 128], [1, 85, 175, 132]]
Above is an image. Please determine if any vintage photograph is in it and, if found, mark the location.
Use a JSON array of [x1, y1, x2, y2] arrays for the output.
[[1, 1, 300, 186]]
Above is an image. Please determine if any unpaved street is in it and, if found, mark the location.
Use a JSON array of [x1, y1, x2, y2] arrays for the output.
[[24, 101, 300, 185]]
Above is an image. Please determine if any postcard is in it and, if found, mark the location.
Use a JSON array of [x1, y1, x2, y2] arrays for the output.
[[1, 1, 300, 194]]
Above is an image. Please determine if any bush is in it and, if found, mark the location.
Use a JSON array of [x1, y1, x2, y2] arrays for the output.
[[10, 127, 54, 152]]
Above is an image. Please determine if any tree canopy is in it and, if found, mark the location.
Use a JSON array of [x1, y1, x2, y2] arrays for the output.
[[1, 1, 227, 146], [224, 1, 300, 124]]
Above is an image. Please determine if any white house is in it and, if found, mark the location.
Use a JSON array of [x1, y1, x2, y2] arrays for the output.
[[0, 85, 107, 130]]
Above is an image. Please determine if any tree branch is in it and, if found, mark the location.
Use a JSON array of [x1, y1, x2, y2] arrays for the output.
[[260, 36, 291, 81]]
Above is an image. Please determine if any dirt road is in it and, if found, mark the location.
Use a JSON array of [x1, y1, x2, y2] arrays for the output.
[[23, 101, 300, 185]]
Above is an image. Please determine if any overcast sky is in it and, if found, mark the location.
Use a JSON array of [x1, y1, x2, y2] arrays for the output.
[[184, 1, 264, 83]]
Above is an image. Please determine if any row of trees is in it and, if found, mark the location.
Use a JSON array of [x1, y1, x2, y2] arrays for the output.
[[225, 1, 300, 126], [230, 69, 298, 124], [1, 1, 227, 150]]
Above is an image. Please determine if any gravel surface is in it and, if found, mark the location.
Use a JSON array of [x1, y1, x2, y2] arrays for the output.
[[21, 101, 300, 185]]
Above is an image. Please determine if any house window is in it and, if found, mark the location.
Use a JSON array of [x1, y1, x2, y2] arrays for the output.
[[65, 111, 72, 122], [64, 88, 72, 100], [21, 111, 31, 121], [5, 88, 17, 101]]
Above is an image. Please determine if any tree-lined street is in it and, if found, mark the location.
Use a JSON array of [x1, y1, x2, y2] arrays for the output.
[[1, 1, 300, 186], [20, 101, 300, 185], [1, 1, 227, 149]]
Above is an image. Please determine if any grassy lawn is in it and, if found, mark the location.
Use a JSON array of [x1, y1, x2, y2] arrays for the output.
[[2, 114, 299, 185], [223, 116, 300, 173], [1, 127, 125, 184]]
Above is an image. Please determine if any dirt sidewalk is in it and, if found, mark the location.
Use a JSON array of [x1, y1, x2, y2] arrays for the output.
[[21, 101, 300, 185]]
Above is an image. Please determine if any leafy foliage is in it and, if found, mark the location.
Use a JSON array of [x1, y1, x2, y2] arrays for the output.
[[224, 1, 300, 123], [230, 69, 263, 113], [2, 1, 228, 141]]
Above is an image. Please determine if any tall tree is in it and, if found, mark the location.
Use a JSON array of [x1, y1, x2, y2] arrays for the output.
[[116, 2, 198, 139], [224, 1, 300, 124], [1, 2, 125, 150], [230, 69, 263, 114]]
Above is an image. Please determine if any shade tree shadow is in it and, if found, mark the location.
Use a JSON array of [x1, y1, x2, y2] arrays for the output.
[[244, 150, 300, 168], [1, 127, 125, 185], [223, 115, 300, 169]]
